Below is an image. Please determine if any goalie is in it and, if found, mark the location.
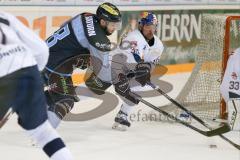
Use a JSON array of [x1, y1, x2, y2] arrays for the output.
[[220, 48, 240, 131]]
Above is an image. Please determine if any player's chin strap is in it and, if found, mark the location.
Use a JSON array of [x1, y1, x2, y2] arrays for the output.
[[146, 81, 240, 150]]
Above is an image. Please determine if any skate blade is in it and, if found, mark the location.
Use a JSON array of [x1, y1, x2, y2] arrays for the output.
[[112, 122, 127, 131]]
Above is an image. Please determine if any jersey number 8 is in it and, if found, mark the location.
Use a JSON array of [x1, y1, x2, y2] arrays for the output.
[[46, 25, 70, 47]]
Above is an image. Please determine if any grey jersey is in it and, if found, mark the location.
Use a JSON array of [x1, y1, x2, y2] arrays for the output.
[[46, 13, 112, 82]]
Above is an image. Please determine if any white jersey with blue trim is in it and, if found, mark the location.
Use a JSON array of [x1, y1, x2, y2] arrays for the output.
[[110, 29, 164, 85], [0, 12, 49, 78], [122, 29, 164, 63], [220, 48, 240, 101]]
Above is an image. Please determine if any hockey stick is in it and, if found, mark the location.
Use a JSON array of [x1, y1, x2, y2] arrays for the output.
[[130, 91, 227, 137], [219, 134, 240, 150], [147, 82, 240, 150], [147, 82, 230, 131], [0, 109, 12, 129]]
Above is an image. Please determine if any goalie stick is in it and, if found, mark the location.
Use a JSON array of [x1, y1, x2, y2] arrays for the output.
[[130, 91, 229, 137], [147, 82, 240, 150]]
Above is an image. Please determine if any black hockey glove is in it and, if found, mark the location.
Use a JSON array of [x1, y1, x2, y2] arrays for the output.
[[114, 73, 139, 104], [85, 72, 112, 95], [135, 62, 151, 86]]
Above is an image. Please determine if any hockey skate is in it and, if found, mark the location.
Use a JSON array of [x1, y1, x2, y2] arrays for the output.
[[112, 111, 131, 131]]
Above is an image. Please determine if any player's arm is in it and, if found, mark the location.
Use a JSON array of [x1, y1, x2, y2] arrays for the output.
[[4, 12, 49, 71], [114, 73, 139, 104], [85, 45, 112, 95]]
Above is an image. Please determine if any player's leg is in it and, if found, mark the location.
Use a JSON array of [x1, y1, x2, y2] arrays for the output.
[[112, 83, 145, 131], [112, 75, 142, 131], [11, 66, 74, 160], [0, 74, 16, 129], [45, 90, 76, 128], [112, 99, 135, 131], [42, 68, 79, 128], [112, 103, 133, 131], [227, 100, 240, 131]]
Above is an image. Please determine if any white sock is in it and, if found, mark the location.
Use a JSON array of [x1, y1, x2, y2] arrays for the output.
[[51, 148, 73, 160], [48, 110, 61, 129], [26, 120, 74, 160], [120, 103, 135, 116]]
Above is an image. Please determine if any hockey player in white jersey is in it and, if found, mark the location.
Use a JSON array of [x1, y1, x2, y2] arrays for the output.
[[220, 48, 240, 131], [0, 12, 74, 160], [112, 12, 164, 131]]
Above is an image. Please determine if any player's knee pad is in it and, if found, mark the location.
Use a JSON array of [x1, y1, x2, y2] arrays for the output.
[[85, 73, 112, 95], [45, 90, 76, 119], [48, 98, 74, 120]]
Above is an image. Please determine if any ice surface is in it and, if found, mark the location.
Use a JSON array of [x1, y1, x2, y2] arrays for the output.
[[0, 73, 239, 160]]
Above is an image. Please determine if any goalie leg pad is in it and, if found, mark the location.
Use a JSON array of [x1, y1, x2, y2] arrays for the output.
[[228, 100, 240, 131]]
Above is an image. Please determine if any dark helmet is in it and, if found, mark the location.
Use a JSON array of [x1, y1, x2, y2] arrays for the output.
[[96, 2, 121, 22]]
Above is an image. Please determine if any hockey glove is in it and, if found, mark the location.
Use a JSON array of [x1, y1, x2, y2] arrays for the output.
[[114, 73, 139, 104], [85, 72, 112, 95], [135, 62, 151, 86]]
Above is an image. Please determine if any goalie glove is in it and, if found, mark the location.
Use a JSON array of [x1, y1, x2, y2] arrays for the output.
[[135, 62, 151, 86], [114, 73, 139, 104]]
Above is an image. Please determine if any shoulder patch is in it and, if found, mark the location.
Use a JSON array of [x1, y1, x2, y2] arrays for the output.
[[81, 14, 111, 52]]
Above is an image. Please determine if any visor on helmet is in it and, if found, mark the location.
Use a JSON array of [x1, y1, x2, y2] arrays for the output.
[[106, 20, 122, 30]]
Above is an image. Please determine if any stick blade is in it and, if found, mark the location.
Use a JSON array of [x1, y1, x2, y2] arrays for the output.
[[205, 123, 231, 137]]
